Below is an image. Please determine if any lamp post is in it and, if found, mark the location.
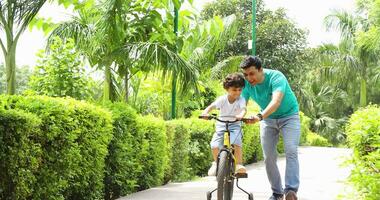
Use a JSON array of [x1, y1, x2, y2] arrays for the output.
[[251, 0, 256, 56], [171, 6, 179, 119]]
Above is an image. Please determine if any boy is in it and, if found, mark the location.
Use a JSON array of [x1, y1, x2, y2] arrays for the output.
[[201, 73, 247, 176]]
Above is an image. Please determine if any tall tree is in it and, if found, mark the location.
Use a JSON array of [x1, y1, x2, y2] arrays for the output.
[[48, 0, 198, 103], [0, 0, 47, 94], [324, 9, 379, 107]]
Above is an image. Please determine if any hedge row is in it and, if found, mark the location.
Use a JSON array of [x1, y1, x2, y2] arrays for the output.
[[345, 105, 380, 200], [0, 95, 113, 200], [0, 95, 314, 200]]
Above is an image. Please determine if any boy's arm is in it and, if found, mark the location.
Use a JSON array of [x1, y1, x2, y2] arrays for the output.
[[201, 104, 216, 116], [235, 108, 247, 120]]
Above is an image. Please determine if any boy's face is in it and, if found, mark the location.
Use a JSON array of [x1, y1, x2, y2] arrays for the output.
[[226, 86, 243, 99], [242, 66, 264, 85]]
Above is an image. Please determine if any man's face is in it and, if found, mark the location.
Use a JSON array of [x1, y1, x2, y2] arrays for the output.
[[242, 66, 264, 85]]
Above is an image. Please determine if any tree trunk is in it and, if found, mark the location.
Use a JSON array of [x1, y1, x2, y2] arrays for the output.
[[359, 77, 367, 107], [103, 64, 111, 102], [5, 42, 16, 95], [124, 69, 129, 103]]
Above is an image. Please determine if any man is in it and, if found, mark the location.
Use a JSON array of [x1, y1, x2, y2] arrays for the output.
[[241, 56, 300, 200]]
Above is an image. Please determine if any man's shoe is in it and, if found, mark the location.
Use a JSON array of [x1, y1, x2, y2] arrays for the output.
[[285, 190, 297, 200], [208, 161, 217, 176], [268, 193, 284, 200]]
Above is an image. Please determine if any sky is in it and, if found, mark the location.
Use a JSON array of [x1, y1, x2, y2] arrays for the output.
[[1, 0, 356, 67]]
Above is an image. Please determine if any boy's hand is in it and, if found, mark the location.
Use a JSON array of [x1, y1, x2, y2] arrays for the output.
[[199, 113, 209, 120], [235, 115, 244, 120]]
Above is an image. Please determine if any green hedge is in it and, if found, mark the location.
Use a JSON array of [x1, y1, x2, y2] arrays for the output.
[[306, 131, 331, 147], [0, 95, 113, 200], [164, 117, 262, 180], [136, 116, 168, 190], [345, 105, 380, 200], [165, 120, 192, 181], [102, 102, 141, 200], [0, 109, 41, 200]]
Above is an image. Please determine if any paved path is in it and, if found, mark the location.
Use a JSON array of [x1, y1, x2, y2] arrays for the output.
[[119, 147, 352, 200]]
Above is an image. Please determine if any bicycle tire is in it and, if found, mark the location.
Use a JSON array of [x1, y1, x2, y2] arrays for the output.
[[217, 151, 234, 200]]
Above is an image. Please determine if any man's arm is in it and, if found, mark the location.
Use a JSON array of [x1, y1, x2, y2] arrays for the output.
[[245, 91, 283, 124], [260, 91, 284, 119]]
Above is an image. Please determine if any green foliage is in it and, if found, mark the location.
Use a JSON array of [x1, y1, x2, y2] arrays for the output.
[[299, 112, 311, 145], [0, 108, 42, 200], [136, 115, 168, 190], [0, 64, 32, 94], [165, 120, 192, 181], [346, 105, 380, 200], [29, 37, 92, 100], [242, 123, 262, 163], [187, 119, 215, 176], [0, 95, 113, 200], [102, 102, 142, 199], [306, 131, 332, 147]]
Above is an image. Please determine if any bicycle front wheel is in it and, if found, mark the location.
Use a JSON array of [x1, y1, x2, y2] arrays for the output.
[[217, 151, 234, 200]]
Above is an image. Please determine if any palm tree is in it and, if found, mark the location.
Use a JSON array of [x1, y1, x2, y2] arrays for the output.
[[0, 0, 47, 94], [324, 9, 379, 107], [48, 0, 198, 102]]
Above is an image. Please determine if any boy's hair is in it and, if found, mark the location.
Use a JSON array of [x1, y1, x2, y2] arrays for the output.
[[240, 55, 262, 70], [223, 73, 245, 89]]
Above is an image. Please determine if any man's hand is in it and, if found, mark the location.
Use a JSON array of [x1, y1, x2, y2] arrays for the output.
[[244, 115, 260, 124]]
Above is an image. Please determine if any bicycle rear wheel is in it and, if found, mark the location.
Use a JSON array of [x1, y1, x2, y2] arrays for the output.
[[217, 151, 234, 200]]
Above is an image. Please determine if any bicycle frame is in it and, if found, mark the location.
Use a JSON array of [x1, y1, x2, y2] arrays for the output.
[[200, 115, 253, 200]]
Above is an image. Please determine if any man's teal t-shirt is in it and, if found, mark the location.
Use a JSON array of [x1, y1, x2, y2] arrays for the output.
[[242, 69, 299, 119]]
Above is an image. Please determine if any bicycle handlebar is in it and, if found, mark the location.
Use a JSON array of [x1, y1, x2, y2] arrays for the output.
[[198, 114, 252, 123]]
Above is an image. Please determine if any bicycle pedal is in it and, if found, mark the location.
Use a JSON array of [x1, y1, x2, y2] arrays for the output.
[[235, 172, 248, 178]]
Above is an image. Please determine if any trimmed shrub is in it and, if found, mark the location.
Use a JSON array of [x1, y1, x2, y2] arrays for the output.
[[187, 118, 214, 177], [136, 116, 168, 190], [165, 119, 192, 181], [242, 123, 262, 163], [0, 109, 41, 200], [102, 102, 142, 200], [0, 95, 113, 200], [299, 112, 311, 145], [345, 105, 380, 200], [306, 131, 331, 147]]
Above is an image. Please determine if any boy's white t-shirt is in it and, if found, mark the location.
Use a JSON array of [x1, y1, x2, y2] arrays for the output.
[[211, 95, 246, 121]]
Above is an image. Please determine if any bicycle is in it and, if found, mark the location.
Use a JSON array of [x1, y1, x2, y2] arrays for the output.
[[199, 114, 254, 200]]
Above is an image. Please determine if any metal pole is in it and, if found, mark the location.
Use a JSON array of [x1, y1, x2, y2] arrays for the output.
[[171, 6, 179, 119], [252, 0, 256, 55]]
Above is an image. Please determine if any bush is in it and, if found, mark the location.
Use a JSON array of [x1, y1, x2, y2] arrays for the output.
[[165, 120, 192, 181], [306, 131, 331, 147], [0, 109, 41, 200], [187, 118, 215, 177], [29, 37, 92, 100], [242, 123, 262, 163], [0, 95, 113, 200], [102, 102, 142, 199], [136, 116, 168, 190], [299, 112, 311, 145], [345, 105, 380, 200]]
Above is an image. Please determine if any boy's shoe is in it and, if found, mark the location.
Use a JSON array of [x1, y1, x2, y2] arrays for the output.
[[268, 193, 284, 200], [208, 161, 217, 176], [285, 190, 297, 200], [235, 164, 246, 174]]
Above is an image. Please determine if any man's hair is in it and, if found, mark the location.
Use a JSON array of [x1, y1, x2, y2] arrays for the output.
[[223, 73, 245, 89], [240, 56, 262, 70]]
